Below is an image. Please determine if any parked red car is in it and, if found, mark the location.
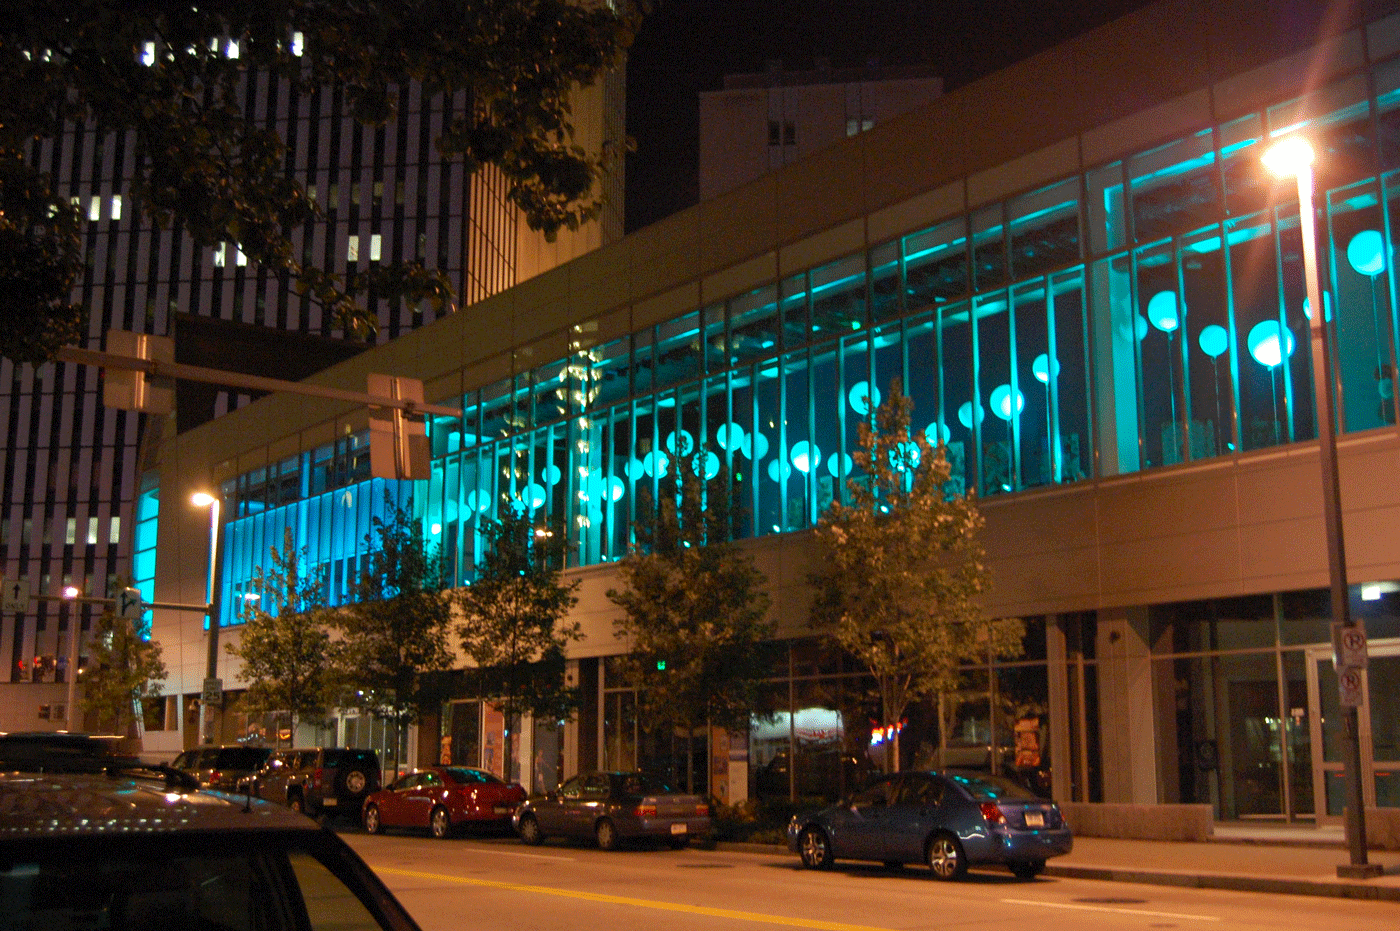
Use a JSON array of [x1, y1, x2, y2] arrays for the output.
[[362, 766, 526, 839]]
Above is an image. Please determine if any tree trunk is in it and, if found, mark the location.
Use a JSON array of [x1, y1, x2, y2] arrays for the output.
[[685, 723, 695, 794]]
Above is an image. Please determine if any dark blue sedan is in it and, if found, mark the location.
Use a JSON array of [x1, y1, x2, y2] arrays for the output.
[[787, 770, 1072, 880]]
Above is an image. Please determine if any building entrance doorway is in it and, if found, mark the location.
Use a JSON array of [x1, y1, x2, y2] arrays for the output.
[[1305, 639, 1400, 822]]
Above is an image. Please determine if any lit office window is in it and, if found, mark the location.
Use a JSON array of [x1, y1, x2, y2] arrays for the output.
[[291, 31, 305, 56], [110, 195, 122, 221], [141, 41, 156, 66], [109, 516, 121, 545], [213, 244, 226, 267], [88, 197, 101, 222], [87, 517, 98, 546], [347, 235, 360, 261], [369, 234, 382, 262]]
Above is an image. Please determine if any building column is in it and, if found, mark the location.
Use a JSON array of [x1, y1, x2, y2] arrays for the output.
[[1046, 614, 1073, 803], [1096, 607, 1158, 803]]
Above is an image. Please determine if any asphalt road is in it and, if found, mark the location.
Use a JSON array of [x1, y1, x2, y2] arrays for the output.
[[343, 831, 1400, 931]]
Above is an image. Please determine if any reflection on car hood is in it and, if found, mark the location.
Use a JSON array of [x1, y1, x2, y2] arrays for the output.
[[0, 772, 320, 835]]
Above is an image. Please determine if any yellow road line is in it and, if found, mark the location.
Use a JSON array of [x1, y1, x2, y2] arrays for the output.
[[374, 866, 900, 931], [999, 898, 1221, 922]]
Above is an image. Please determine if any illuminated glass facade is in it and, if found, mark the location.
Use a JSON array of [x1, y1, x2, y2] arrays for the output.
[[215, 64, 1400, 620]]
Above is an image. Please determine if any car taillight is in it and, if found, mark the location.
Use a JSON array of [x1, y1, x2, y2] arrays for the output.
[[312, 767, 324, 788], [979, 802, 1006, 825], [635, 804, 657, 817], [209, 770, 222, 784], [695, 803, 709, 817]]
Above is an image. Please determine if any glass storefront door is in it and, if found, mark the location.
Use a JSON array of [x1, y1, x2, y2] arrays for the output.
[[1305, 639, 1400, 821]]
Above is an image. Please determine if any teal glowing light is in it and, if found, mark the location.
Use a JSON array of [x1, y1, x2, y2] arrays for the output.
[[826, 451, 854, 476], [1147, 290, 1181, 332], [848, 381, 881, 416], [767, 459, 793, 482], [742, 431, 770, 460], [665, 429, 695, 456], [957, 401, 984, 429], [715, 422, 745, 451], [1031, 354, 1059, 384], [1197, 324, 1228, 359], [1347, 229, 1386, 277], [1247, 320, 1295, 368], [644, 450, 670, 478], [990, 384, 1025, 420], [1302, 290, 1333, 323], [790, 441, 821, 473]]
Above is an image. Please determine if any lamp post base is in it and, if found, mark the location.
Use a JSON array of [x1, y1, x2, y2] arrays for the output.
[[1337, 863, 1385, 880]]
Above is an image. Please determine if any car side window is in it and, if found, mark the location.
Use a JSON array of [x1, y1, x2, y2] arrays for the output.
[[288, 851, 385, 931], [583, 774, 611, 799], [896, 776, 943, 807], [558, 776, 583, 799], [421, 773, 441, 788], [298, 751, 319, 769], [850, 780, 892, 810]]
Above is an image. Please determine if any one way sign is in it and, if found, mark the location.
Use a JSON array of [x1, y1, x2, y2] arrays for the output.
[[2, 577, 31, 613], [117, 587, 144, 620]]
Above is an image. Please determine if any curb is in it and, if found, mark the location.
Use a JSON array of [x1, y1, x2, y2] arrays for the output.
[[1043, 863, 1400, 902], [713, 842, 1400, 902]]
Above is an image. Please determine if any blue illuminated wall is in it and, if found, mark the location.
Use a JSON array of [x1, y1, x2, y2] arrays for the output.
[[207, 49, 1400, 626]]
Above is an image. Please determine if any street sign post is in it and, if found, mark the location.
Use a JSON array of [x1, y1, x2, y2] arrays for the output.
[[202, 677, 223, 707], [117, 587, 144, 621]]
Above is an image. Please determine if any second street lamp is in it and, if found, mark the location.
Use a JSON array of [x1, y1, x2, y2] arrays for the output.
[[1262, 135, 1381, 880], [192, 491, 223, 745]]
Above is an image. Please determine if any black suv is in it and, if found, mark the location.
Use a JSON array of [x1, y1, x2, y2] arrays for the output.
[[0, 763, 421, 930], [245, 747, 381, 819], [171, 744, 273, 792]]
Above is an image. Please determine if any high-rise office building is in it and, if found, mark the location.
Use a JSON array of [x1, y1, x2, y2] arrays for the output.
[[0, 52, 624, 726]]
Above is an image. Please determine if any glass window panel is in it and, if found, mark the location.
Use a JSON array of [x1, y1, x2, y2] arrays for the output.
[[781, 351, 812, 529], [972, 205, 1007, 291], [1230, 215, 1293, 452], [1268, 76, 1373, 187], [810, 343, 840, 516], [653, 312, 702, 391], [810, 253, 867, 335], [1087, 162, 1127, 255], [1050, 270, 1091, 482], [780, 273, 809, 348], [531, 359, 569, 427], [633, 327, 655, 396], [904, 218, 969, 310], [728, 368, 757, 538], [1134, 239, 1180, 466], [976, 293, 1015, 493], [940, 303, 975, 495], [1377, 56, 1400, 171], [1178, 226, 1235, 457], [1013, 282, 1052, 487], [754, 359, 782, 535], [1221, 114, 1267, 219], [1010, 177, 1082, 279], [728, 284, 780, 366], [702, 302, 726, 373], [479, 377, 515, 443], [872, 321, 904, 426], [586, 336, 632, 411], [1129, 128, 1220, 244], [870, 241, 902, 323], [904, 313, 941, 467], [839, 336, 871, 503], [1325, 179, 1395, 431]]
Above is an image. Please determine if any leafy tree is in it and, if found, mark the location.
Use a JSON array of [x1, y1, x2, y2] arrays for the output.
[[331, 496, 455, 776], [809, 380, 1024, 773], [608, 450, 774, 793], [1, 0, 639, 363], [80, 605, 167, 737], [456, 508, 581, 723], [226, 528, 335, 742]]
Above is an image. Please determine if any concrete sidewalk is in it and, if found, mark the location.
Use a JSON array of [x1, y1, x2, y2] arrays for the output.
[[1045, 829, 1400, 902], [733, 824, 1400, 902]]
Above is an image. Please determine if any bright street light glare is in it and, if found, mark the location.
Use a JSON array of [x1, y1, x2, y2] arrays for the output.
[[1262, 136, 1315, 179], [191, 492, 217, 507]]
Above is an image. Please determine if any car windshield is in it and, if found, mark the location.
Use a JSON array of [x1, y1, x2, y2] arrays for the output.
[[946, 772, 1040, 801], [213, 747, 271, 770], [443, 767, 501, 784], [617, 773, 673, 796]]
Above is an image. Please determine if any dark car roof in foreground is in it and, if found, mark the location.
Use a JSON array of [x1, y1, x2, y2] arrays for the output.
[[0, 770, 320, 836]]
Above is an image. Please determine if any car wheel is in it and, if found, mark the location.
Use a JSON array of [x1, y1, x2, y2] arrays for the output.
[[517, 814, 545, 846], [364, 804, 382, 835], [798, 827, 833, 870], [1010, 859, 1045, 880], [926, 833, 967, 881], [430, 806, 453, 839], [595, 818, 619, 851], [288, 795, 304, 814], [344, 769, 368, 794]]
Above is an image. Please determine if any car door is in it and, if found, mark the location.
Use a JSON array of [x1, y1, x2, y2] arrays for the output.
[[879, 773, 946, 862], [829, 778, 898, 860], [531, 775, 577, 835], [376, 773, 419, 827]]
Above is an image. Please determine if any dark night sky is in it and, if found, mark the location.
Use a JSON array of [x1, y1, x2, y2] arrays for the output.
[[623, 0, 1155, 232]]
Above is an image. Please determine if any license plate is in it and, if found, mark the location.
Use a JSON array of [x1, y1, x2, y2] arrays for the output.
[[321, 798, 337, 807], [1023, 811, 1044, 828], [670, 823, 687, 835], [494, 805, 513, 815]]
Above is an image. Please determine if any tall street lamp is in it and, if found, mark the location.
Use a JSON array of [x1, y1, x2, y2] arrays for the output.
[[192, 491, 223, 745], [1262, 136, 1381, 879]]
